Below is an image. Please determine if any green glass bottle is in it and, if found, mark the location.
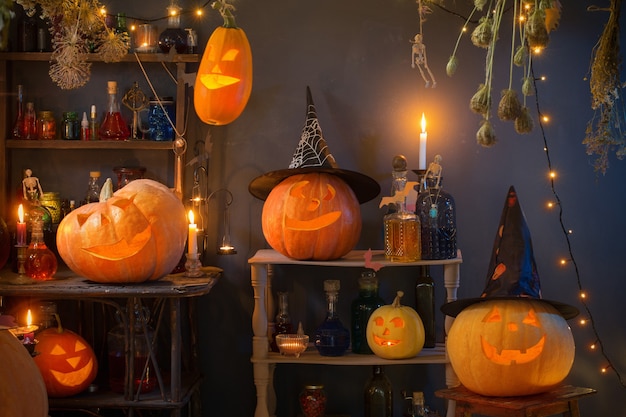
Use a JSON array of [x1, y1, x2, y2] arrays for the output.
[[351, 271, 385, 354], [364, 365, 393, 417]]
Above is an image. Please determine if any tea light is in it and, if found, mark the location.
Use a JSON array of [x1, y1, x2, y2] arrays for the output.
[[10, 309, 39, 340], [135, 23, 158, 53], [276, 334, 309, 358]]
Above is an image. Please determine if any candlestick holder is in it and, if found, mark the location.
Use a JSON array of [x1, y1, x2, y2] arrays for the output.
[[411, 169, 427, 194], [184, 252, 204, 277], [11, 245, 32, 284]]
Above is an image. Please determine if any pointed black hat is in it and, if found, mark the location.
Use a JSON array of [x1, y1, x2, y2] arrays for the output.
[[248, 87, 380, 204], [441, 186, 579, 319]]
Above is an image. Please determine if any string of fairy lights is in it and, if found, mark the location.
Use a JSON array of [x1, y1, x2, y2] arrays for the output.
[[99, 0, 214, 29]]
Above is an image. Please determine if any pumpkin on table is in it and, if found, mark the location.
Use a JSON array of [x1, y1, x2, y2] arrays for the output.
[[0, 330, 48, 417], [56, 179, 187, 284], [366, 291, 425, 359]]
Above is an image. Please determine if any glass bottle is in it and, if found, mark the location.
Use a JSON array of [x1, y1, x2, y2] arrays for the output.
[[12, 85, 24, 138], [115, 13, 130, 52], [80, 111, 90, 140], [107, 305, 157, 394], [364, 365, 393, 417], [412, 391, 426, 417], [24, 102, 37, 140], [270, 291, 293, 352], [351, 271, 385, 354], [415, 157, 456, 260], [85, 171, 101, 204], [61, 111, 80, 140], [148, 97, 175, 141], [314, 279, 350, 356], [24, 216, 57, 281], [384, 155, 420, 262], [402, 391, 414, 417], [99, 81, 130, 140], [158, 0, 188, 54], [36, 111, 57, 140], [89, 104, 99, 141], [415, 266, 435, 348], [299, 385, 327, 417], [24, 188, 53, 236]]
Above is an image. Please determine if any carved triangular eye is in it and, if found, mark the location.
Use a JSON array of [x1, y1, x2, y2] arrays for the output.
[[390, 317, 404, 328], [323, 184, 336, 201], [522, 309, 540, 327], [484, 306, 501, 323]]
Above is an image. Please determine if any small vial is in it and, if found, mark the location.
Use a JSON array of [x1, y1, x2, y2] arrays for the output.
[[80, 112, 90, 140]]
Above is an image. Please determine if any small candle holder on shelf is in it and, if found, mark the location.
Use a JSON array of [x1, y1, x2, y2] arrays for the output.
[[276, 334, 309, 358], [184, 252, 204, 277], [411, 169, 427, 194], [12, 245, 33, 284]]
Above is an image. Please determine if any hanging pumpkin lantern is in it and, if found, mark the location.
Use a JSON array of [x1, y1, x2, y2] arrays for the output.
[[33, 315, 98, 398], [366, 291, 425, 359], [446, 299, 575, 396], [194, 1, 252, 125], [56, 179, 187, 283], [262, 172, 361, 261], [0, 330, 48, 416]]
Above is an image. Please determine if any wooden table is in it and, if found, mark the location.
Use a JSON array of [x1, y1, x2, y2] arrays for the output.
[[435, 385, 596, 417]]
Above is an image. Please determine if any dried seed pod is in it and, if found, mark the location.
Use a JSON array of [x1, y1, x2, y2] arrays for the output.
[[513, 45, 527, 67], [514, 107, 534, 134], [476, 119, 497, 147], [526, 9, 549, 49], [470, 84, 491, 115], [522, 77, 535, 96], [474, 0, 488, 11], [446, 56, 458, 77], [497, 89, 522, 121], [471, 16, 493, 49]]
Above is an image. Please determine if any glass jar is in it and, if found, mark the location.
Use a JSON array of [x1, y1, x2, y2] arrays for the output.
[[415, 176, 456, 260], [299, 385, 327, 417], [148, 98, 175, 141], [61, 111, 80, 140], [36, 110, 56, 140], [351, 271, 385, 354], [40, 191, 62, 225]]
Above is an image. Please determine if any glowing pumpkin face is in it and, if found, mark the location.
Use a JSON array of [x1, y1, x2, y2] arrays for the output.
[[366, 291, 425, 359], [262, 172, 362, 260], [56, 179, 187, 283], [447, 299, 575, 396], [34, 325, 98, 398]]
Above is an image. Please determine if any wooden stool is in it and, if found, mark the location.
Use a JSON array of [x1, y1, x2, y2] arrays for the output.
[[435, 385, 596, 417]]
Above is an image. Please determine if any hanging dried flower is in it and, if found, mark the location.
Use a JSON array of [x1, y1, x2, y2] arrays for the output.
[[522, 77, 534, 96], [476, 119, 496, 147], [471, 15, 494, 49], [526, 8, 549, 49], [96, 27, 130, 63], [446, 55, 458, 77], [470, 84, 491, 115], [513, 45, 527, 67], [514, 107, 534, 134], [474, 0, 488, 11], [497, 89, 522, 121]]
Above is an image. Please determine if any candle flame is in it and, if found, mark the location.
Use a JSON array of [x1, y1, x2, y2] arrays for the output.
[[188, 210, 195, 225], [26, 309, 32, 326], [420, 113, 427, 133], [18, 204, 24, 223]]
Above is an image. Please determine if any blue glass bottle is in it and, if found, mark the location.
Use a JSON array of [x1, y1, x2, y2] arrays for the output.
[[314, 280, 350, 356]]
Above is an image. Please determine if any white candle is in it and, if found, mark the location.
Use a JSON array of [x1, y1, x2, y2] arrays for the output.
[[17, 204, 26, 246], [419, 113, 427, 170], [188, 210, 198, 255]]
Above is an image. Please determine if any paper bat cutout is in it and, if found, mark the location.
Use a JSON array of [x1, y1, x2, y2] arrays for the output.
[[364, 248, 384, 272]]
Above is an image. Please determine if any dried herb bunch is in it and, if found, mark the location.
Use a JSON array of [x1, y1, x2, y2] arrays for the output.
[[584, 0, 625, 173], [16, 0, 130, 89]]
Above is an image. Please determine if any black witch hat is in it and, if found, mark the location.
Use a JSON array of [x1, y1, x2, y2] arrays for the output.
[[441, 186, 579, 320], [248, 87, 380, 204]]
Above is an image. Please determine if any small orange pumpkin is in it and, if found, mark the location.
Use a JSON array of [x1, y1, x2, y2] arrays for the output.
[[366, 291, 425, 359], [262, 172, 361, 260], [33, 316, 98, 398], [56, 179, 187, 283], [0, 329, 48, 416], [446, 299, 575, 396], [194, 5, 252, 125]]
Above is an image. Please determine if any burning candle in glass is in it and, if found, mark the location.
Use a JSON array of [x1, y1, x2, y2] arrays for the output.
[[17, 204, 26, 246], [188, 210, 198, 255], [419, 113, 427, 170]]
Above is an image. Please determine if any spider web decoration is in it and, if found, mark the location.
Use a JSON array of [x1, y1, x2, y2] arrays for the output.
[[289, 87, 338, 169]]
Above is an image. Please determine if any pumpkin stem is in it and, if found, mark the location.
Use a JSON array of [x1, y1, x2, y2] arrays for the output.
[[392, 291, 404, 308], [211, 0, 238, 28], [53, 313, 64, 333]]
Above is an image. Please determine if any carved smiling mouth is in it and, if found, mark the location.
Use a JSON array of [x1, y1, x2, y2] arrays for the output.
[[50, 358, 95, 387], [373, 334, 401, 347], [285, 212, 341, 231], [481, 335, 546, 365]]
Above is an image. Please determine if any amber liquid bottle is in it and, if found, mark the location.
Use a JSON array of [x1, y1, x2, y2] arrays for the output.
[[99, 81, 130, 140]]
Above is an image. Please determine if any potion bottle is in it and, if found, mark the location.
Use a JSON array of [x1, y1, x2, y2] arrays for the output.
[[415, 265, 435, 348], [84, 171, 101, 204], [270, 291, 293, 352], [314, 279, 350, 356], [158, 0, 188, 54], [24, 216, 57, 281], [364, 365, 393, 417], [24, 102, 37, 140], [99, 81, 130, 140], [351, 271, 385, 354], [12, 85, 24, 138]]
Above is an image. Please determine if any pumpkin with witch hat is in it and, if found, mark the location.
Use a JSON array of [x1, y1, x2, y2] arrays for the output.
[[441, 186, 578, 397], [249, 87, 380, 260]]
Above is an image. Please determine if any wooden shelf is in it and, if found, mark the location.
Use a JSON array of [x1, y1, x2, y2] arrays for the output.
[[6, 139, 177, 150], [0, 52, 199, 63]]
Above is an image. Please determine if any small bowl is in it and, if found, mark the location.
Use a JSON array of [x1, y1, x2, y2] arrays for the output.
[[276, 334, 309, 358]]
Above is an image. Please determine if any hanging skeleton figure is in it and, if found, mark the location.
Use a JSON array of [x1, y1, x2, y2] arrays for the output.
[[411, 33, 436, 88]]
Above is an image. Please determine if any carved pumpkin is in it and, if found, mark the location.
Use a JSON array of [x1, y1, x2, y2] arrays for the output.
[[447, 299, 575, 396], [262, 172, 361, 260], [366, 291, 425, 359], [56, 179, 187, 283], [0, 330, 48, 416], [194, 9, 252, 125], [33, 317, 98, 398]]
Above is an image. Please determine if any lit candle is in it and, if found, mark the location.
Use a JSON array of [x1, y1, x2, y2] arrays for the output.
[[419, 113, 427, 170], [17, 204, 26, 246], [188, 210, 198, 255], [23, 309, 36, 342]]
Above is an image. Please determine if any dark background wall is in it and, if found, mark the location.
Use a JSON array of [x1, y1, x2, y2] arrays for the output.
[[7, 0, 626, 416]]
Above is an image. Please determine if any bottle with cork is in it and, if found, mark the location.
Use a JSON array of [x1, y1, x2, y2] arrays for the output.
[[99, 81, 130, 140]]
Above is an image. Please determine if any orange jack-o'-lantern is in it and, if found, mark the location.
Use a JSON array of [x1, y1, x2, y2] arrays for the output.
[[366, 291, 425, 359], [0, 330, 48, 416], [56, 179, 187, 283], [194, 8, 252, 125], [34, 317, 98, 398], [447, 299, 575, 396], [262, 172, 361, 260]]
